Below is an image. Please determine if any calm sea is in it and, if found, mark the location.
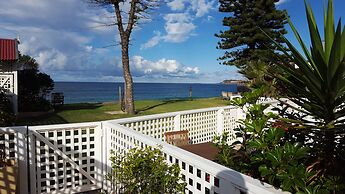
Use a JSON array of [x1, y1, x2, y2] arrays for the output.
[[52, 82, 237, 104]]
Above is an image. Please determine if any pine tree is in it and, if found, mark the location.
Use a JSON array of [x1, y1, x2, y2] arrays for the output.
[[216, 0, 287, 80]]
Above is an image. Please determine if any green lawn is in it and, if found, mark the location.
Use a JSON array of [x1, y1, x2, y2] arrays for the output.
[[17, 97, 230, 126]]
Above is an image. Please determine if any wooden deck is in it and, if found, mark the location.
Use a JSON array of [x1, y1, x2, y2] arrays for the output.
[[179, 142, 219, 161]]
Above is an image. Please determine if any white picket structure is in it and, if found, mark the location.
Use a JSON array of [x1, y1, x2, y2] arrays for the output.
[[0, 71, 18, 114], [0, 106, 288, 194]]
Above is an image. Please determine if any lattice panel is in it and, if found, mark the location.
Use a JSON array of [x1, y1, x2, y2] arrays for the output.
[[180, 111, 217, 144], [167, 153, 224, 194], [35, 127, 97, 193], [122, 116, 175, 141], [110, 128, 140, 156], [0, 74, 13, 93], [223, 108, 241, 144], [0, 133, 16, 160]]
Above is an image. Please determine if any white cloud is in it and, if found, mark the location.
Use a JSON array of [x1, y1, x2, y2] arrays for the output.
[[275, 0, 289, 5], [166, 0, 215, 17], [190, 0, 215, 18], [140, 31, 162, 50], [36, 50, 67, 70], [163, 13, 196, 42], [141, 13, 196, 49], [167, 0, 186, 11], [141, 0, 216, 49], [85, 45, 93, 52], [183, 66, 200, 74], [131, 56, 199, 78], [0, 0, 119, 80]]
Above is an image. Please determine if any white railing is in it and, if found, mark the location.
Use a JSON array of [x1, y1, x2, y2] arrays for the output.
[[103, 122, 285, 194], [115, 106, 245, 145], [28, 123, 103, 193], [0, 106, 287, 194]]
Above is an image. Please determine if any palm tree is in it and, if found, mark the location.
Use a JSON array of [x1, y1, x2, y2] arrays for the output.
[[270, 0, 345, 178]]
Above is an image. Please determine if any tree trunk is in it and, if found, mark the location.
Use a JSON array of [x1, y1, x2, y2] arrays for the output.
[[121, 36, 135, 114], [323, 129, 336, 175]]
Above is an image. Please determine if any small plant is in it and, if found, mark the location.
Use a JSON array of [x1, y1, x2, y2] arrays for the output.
[[107, 146, 186, 194]]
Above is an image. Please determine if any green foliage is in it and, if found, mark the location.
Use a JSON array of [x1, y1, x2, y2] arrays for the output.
[[0, 91, 14, 126], [214, 87, 325, 193], [17, 54, 54, 112], [268, 0, 345, 182], [258, 142, 312, 192], [216, 0, 287, 86], [107, 146, 186, 194]]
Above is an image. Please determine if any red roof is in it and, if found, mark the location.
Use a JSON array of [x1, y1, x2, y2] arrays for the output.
[[0, 38, 19, 61]]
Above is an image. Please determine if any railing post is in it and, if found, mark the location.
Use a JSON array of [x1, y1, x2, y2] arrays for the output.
[[174, 114, 181, 131], [28, 128, 37, 193], [217, 109, 224, 135]]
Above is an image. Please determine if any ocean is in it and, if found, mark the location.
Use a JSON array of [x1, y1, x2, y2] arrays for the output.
[[52, 82, 237, 104]]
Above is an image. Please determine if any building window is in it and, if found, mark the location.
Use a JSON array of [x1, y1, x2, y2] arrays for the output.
[[205, 173, 210, 182], [205, 187, 210, 194], [197, 169, 201, 178], [189, 165, 193, 174], [189, 178, 193, 186], [181, 174, 185, 181], [197, 183, 201, 190], [214, 177, 219, 187]]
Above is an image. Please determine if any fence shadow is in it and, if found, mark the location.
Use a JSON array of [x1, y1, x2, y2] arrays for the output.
[[136, 98, 191, 113]]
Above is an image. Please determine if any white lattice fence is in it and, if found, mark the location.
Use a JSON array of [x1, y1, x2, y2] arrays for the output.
[[180, 110, 218, 144], [116, 106, 240, 145], [28, 123, 103, 193], [0, 126, 28, 193], [0, 106, 288, 194], [103, 122, 285, 194], [223, 107, 245, 144], [122, 115, 175, 141]]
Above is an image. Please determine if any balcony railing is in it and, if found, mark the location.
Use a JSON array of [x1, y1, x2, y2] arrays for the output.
[[0, 106, 287, 194]]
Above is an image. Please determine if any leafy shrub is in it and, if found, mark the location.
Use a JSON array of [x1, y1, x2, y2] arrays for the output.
[[107, 146, 186, 194], [213, 87, 323, 193]]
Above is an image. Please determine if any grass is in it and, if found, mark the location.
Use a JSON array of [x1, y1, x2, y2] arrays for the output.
[[17, 97, 230, 126]]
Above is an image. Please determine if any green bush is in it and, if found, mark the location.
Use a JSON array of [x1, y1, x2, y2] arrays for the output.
[[107, 146, 186, 194], [213, 87, 324, 193]]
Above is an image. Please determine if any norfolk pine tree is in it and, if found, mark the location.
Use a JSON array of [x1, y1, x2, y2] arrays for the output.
[[216, 0, 287, 87], [89, 0, 158, 114]]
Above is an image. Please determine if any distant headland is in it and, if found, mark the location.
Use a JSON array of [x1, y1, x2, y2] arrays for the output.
[[221, 79, 248, 85]]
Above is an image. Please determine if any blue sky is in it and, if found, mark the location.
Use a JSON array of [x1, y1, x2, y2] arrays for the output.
[[0, 0, 344, 83]]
